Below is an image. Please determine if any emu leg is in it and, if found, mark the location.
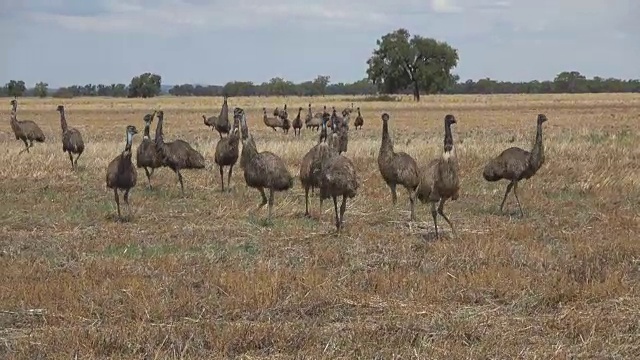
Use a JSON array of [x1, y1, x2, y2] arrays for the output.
[[218, 165, 225, 192], [67, 152, 74, 170], [74, 152, 83, 170], [437, 198, 456, 236], [267, 188, 274, 220], [499, 182, 514, 212], [144, 167, 153, 189], [124, 189, 132, 219], [430, 202, 439, 239], [408, 189, 416, 221], [176, 170, 185, 196], [227, 165, 233, 191], [339, 195, 347, 229], [18, 139, 29, 155], [258, 188, 268, 209], [304, 185, 310, 217], [389, 184, 398, 205], [114, 189, 121, 219], [332, 195, 340, 231], [512, 181, 524, 217]]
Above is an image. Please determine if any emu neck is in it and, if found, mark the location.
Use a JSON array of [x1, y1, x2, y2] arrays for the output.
[[442, 122, 456, 160], [240, 140, 258, 168], [155, 116, 165, 146], [124, 132, 133, 153], [143, 122, 151, 139], [58, 110, 68, 132], [380, 120, 394, 156], [528, 122, 545, 170], [220, 98, 228, 120]]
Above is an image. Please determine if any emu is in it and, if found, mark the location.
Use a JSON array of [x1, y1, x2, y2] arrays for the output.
[[482, 114, 548, 217]]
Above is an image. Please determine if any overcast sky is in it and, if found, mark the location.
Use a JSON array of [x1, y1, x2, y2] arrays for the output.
[[1, 0, 638, 88]]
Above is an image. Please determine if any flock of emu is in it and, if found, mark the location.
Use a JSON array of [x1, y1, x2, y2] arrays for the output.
[[8, 97, 547, 236]]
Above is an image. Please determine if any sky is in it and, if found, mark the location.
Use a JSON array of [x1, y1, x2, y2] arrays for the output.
[[1, 0, 638, 88]]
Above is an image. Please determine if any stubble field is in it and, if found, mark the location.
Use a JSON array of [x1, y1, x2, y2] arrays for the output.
[[1, 93, 640, 358]]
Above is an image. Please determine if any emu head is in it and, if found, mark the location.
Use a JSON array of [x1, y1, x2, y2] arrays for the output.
[[444, 114, 457, 126], [126, 125, 139, 136], [537, 114, 548, 124], [10, 99, 17, 111], [381, 113, 390, 122], [143, 112, 155, 124], [56, 105, 64, 112]]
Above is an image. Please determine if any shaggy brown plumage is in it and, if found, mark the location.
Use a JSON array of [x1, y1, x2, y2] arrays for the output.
[[292, 107, 303, 136], [377, 113, 420, 220], [482, 114, 548, 216], [299, 113, 331, 217], [136, 111, 164, 189], [263, 107, 285, 131], [214, 108, 241, 192], [106, 125, 138, 220], [318, 131, 360, 231], [9, 99, 46, 154], [239, 108, 294, 220], [415, 114, 460, 238], [154, 110, 206, 195], [56, 105, 85, 170], [354, 107, 364, 130]]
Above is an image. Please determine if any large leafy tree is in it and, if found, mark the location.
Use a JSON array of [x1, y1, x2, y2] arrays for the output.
[[128, 72, 162, 98], [5, 80, 27, 97], [366, 29, 459, 101]]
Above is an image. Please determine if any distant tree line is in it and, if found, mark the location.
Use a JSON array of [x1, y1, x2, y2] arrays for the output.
[[3, 71, 638, 100], [1, 29, 638, 100]]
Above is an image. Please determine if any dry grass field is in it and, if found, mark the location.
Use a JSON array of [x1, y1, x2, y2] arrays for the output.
[[2, 93, 640, 358]]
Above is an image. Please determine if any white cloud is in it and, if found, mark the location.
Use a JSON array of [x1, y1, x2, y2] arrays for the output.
[[26, 0, 390, 35], [431, 0, 463, 13]]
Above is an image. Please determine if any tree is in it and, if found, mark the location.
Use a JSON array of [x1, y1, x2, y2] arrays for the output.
[[5, 80, 27, 97], [554, 71, 587, 93], [366, 29, 459, 101], [128, 72, 162, 98], [312, 75, 331, 96], [34, 82, 49, 98]]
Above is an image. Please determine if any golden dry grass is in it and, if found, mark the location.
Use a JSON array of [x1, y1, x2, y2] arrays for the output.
[[2, 93, 640, 358]]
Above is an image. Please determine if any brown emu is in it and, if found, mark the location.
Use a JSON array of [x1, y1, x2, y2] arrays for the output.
[[306, 103, 322, 131], [203, 95, 230, 138], [154, 110, 206, 195], [318, 130, 359, 231], [292, 107, 303, 136], [415, 114, 460, 238], [239, 108, 294, 220], [299, 113, 331, 217], [377, 113, 420, 220], [106, 125, 139, 220], [9, 98, 46, 154], [330, 112, 349, 155], [482, 114, 548, 217], [57, 105, 85, 170], [354, 107, 364, 130], [263, 107, 285, 131], [136, 111, 164, 189], [214, 108, 241, 192]]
